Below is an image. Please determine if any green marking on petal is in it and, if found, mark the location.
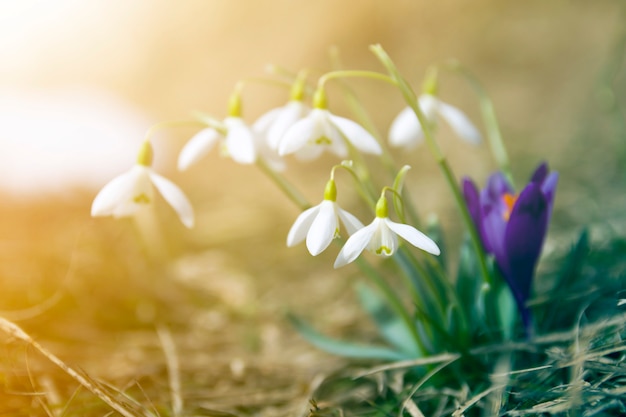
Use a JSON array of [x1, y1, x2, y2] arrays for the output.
[[315, 136, 332, 145], [376, 246, 392, 255], [133, 193, 151, 204]]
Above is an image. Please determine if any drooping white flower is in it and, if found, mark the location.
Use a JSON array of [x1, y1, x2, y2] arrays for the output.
[[334, 196, 439, 268], [178, 116, 257, 170], [92, 141, 195, 228], [388, 94, 482, 148], [278, 89, 382, 160], [287, 179, 363, 256], [254, 100, 309, 151]]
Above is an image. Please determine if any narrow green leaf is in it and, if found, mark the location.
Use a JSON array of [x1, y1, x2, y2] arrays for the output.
[[287, 313, 409, 361], [456, 234, 486, 333], [355, 282, 422, 357], [392, 165, 411, 223], [426, 214, 447, 270]]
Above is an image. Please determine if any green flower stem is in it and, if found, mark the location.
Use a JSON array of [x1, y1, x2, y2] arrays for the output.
[[370, 44, 493, 288], [317, 70, 396, 89], [256, 158, 311, 211], [394, 247, 445, 327], [327, 68, 422, 228], [354, 257, 427, 356], [445, 61, 515, 188], [331, 163, 377, 211]]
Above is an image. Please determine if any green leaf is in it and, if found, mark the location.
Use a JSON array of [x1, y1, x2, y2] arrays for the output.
[[355, 282, 422, 357], [287, 313, 409, 361], [426, 214, 447, 271], [392, 165, 411, 223], [456, 234, 487, 333]]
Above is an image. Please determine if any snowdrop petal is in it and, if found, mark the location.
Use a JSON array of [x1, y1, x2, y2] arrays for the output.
[[91, 166, 144, 217], [279, 117, 316, 156], [178, 128, 220, 170], [419, 94, 440, 120], [224, 118, 257, 164], [385, 219, 440, 255], [111, 167, 153, 218], [287, 205, 321, 247], [334, 221, 377, 268], [328, 114, 382, 155], [388, 107, 423, 148], [267, 101, 308, 150], [438, 101, 482, 144], [337, 208, 364, 235], [294, 145, 325, 161], [253, 107, 282, 134], [306, 201, 337, 256], [149, 172, 195, 228], [370, 221, 397, 256]]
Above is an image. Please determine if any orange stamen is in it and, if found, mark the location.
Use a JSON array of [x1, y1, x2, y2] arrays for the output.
[[502, 193, 518, 221]]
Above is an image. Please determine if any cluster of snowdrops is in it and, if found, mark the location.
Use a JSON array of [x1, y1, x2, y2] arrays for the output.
[[90, 45, 558, 359]]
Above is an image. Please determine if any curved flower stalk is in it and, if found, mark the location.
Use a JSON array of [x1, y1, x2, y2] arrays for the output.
[[278, 88, 382, 160], [178, 116, 257, 170], [462, 162, 558, 332], [287, 178, 363, 256], [91, 141, 195, 228], [334, 195, 440, 268], [389, 93, 482, 148]]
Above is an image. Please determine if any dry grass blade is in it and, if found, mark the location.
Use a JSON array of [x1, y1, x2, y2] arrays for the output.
[[353, 353, 461, 378], [157, 325, 183, 417], [452, 385, 505, 417], [0, 316, 153, 417]]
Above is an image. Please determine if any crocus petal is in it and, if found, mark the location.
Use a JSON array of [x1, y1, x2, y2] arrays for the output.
[[503, 183, 549, 330], [437, 101, 482, 145], [388, 107, 423, 148], [483, 172, 514, 206], [334, 221, 377, 268], [328, 114, 382, 155], [530, 162, 549, 184], [279, 117, 317, 156], [462, 177, 481, 229], [267, 101, 308, 150], [91, 168, 141, 217], [541, 172, 559, 219], [337, 208, 364, 235], [480, 198, 508, 259], [287, 205, 321, 247], [178, 128, 220, 170], [306, 201, 338, 256], [149, 171, 195, 228], [385, 219, 441, 256], [224, 118, 256, 164]]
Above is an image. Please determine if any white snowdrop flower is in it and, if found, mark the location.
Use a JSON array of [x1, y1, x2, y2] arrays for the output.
[[254, 100, 309, 151], [177, 116, 257, 170], [334, 196, 439, 268], [287, 179, 363, 256], [389, 93, 482, 149], [91, 141, 195, 228], [278, 89, 382, 160]]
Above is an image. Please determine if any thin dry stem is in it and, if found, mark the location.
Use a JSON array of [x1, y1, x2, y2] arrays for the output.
[[0, 316, 150, 417]]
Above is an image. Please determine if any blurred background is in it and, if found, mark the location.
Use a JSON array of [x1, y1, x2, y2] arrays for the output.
[[0, 0, 625, 414]]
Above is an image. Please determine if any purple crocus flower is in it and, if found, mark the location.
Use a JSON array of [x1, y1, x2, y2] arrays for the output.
[[462, 163, 558, 333]]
